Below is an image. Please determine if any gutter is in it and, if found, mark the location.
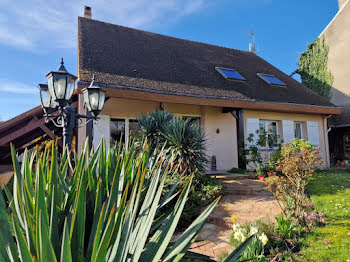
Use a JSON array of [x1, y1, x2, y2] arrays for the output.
[[77, 81, 254, 102]]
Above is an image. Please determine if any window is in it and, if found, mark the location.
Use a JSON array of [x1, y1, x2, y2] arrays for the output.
[[182, 116, 201, 126], [110, 118, 141, 145], [215, 67, 245, 81], [294, 122, 303, 139], [111, 118, 125, 145], [129, 119, 141, 142], [257, 73, 286, 86], [259, 120, 279, 149]]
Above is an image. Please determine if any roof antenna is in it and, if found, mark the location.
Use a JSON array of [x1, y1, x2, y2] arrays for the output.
[[243, 30, 257, 53]]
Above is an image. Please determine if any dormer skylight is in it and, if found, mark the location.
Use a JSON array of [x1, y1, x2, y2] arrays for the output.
[[216, 67, 245, 81], [257, 73, 286, 86]]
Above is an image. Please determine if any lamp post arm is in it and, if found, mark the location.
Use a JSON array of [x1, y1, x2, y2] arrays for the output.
[[75, 113, 97, 119], [62, 106, 76, 152]]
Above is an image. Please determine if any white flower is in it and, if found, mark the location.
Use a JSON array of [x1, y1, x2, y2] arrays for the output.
[[234, 231, 242, 241], [232, 223, 240, 231], [234, 231, 247, 242], [250, 226, 258, 235], [239, 228, 247, 234], [259, 233, 268, 245]]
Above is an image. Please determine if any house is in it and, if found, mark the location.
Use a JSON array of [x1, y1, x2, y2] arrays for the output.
[[75, 7, 340, 171], [318, 0, 350, 162]]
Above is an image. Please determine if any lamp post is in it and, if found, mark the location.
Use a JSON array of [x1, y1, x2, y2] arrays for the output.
[[38, 58, 106, 152]]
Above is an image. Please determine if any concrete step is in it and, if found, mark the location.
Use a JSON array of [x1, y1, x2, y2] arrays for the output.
[[223, 188, 273, 196], [215, 173, 252, 180], [218, 178, 273, 196]]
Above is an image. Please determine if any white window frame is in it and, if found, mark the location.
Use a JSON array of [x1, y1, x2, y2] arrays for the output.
[[258, 120, 280, 150]]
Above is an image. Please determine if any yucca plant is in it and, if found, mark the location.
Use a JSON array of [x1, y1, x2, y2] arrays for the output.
[[138, 110, 207, 173], [137, 110, 174, 149], [162, 118, 207, 173], [0, 140, 252, 261]]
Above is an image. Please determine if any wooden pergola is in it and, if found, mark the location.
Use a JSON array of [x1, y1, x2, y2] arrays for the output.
[[0, 95, 78, 172]]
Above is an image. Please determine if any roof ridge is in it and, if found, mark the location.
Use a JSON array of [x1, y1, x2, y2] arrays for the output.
[[78, 16, 254, 55]]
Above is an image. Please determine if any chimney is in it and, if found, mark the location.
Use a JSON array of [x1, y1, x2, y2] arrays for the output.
[[338, 0, 347, 9], [84, 6, 92, 19]]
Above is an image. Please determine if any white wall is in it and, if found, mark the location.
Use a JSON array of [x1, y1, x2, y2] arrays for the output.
[[98, 98, 238, 171], [244, 110, 330, 168], [202, 107, 238, 171], [93, 115, 111, 149]]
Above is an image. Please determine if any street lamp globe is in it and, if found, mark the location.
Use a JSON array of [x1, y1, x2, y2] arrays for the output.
[[82, 75, 106, 117], [46, 58, 77, 107], [38, 83, 57, 112]]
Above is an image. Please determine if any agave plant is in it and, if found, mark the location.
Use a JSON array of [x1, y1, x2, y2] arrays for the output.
[[138, 110, 207, 173], [0, 140, 252, 262]]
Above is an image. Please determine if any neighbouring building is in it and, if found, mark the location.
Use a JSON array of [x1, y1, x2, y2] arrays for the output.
[[319, 0, 350, 163]]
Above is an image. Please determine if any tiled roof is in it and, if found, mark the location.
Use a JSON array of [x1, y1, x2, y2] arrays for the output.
[[78, 17, 335, 108]]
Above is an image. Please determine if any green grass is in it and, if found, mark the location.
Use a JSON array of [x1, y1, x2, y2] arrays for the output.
[[298, 172, 350, 261]]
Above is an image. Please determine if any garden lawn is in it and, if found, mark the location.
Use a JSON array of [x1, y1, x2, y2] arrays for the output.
[[299, 171, 350, 261]]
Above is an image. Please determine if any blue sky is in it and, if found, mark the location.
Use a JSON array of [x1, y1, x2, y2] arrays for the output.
[[0, 0, 338, 121]]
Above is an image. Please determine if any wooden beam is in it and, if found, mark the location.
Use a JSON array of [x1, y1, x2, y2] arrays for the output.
[[0, 117, 44, 147], [0, 165, 13, 172], [0, 102, 77, 147], [39, 124, 63, 148]]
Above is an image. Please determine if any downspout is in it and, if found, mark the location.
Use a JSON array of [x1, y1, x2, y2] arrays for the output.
[[324, 115, 332, 167], [229, 109, 245, 169]]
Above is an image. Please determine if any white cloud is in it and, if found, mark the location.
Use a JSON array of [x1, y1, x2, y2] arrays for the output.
[[0, 79, 37, 94], [0, 0, 206, 51]]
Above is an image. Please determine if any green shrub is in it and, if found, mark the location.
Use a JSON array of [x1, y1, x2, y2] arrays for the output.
[[228, 167, 249, 174], [265, 139, 322, 224], [0, 141, 252, 262]]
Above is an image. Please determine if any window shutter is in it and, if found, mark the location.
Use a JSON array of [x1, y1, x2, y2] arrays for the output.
[[307, 121, 319, 146], [246, 118, 260, 147], [282, 120, 294, 143], [93, 115, 111, 149]]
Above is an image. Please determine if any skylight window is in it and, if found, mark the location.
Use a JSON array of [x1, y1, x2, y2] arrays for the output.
[[257, 73, 286, 86], [216, 67, 245, 81]]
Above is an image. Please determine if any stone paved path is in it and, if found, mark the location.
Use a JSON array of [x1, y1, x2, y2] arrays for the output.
[[189, 173, 282, 260], [0, 172, 13, 189]]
